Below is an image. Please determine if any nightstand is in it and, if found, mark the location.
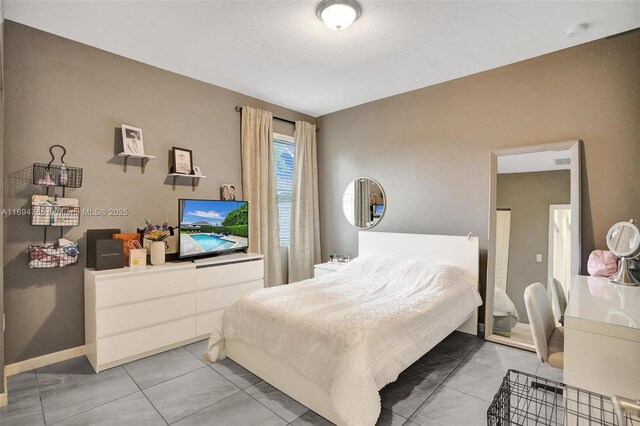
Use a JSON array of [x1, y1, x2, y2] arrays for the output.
[[313, 262, 348, 278]]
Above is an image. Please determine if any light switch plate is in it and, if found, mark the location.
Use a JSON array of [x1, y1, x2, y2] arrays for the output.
[[536, 254, 543, 263]]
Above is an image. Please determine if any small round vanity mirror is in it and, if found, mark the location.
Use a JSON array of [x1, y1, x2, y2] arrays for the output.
[[606, 220, 640, 285], [342, 177, 386, 229]]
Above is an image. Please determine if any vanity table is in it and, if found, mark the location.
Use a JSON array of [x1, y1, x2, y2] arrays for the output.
[[564, 275, 640, 399]]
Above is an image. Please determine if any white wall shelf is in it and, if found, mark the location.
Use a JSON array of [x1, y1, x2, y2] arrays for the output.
[[167, 173, 206, 191], [117, 153, 155, 174]]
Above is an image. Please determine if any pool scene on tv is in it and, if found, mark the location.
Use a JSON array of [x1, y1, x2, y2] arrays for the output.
[[179, 199, 249, 258]]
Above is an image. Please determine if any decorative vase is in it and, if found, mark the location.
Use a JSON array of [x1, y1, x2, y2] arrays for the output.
[[150, 241, 166, 266]]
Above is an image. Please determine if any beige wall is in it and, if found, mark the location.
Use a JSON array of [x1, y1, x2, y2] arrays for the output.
[[3, 21, 314, 364], [317, 30, 640, 313], [497, 171, 570, 324]]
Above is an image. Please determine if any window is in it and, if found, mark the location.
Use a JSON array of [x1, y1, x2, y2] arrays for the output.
[[274, 134, 295, 246]]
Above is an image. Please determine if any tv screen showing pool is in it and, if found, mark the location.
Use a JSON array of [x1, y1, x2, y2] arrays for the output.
[[179, 199, 249, 259]]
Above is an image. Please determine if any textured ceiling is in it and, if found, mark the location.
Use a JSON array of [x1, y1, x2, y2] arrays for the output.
[[5, 1, 640, 116]]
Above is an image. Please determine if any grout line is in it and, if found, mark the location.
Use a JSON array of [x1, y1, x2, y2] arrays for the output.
[[41, 366, 140, 425], [33, 369, 47, 426], [183, 344, 211, 365], [121, 365, 168, 426], [165, 389, 241, 425], [208, 358, 309, 424], [402, 383, 441, 424], [125, 360, 209, 393], [241, 382, 309, 424], [47, 388, 144, 426], [398, 342, 480, 422], [438, 381, 494, 404]]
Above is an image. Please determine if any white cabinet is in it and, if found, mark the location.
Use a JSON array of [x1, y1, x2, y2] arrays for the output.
[[564, 275, 640, 398], [85, 253, 263, 372], [313, 262, 347, 278]]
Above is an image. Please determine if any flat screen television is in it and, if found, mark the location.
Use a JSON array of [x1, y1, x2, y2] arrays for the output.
[[179, 199, 249, 259]]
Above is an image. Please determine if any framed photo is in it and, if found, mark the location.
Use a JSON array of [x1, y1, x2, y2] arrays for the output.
[[192, 166, 202, 176], [172, 147, 193, 175], [122, 125, 145, 156], [220, 183, 237, 201]]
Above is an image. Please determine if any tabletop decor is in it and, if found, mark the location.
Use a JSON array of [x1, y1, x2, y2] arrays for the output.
[[143, 219, 170, 265]]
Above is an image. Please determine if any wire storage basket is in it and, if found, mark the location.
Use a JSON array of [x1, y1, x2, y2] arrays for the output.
[[28, 241, 79, 269], [32, 145, 83, 188], [31, 196, 80, 226], [488, 370, 638, 426]]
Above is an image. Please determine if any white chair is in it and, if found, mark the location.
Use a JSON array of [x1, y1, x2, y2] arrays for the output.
[[524, 282, 564, 369], [549, 278, 567, 325]]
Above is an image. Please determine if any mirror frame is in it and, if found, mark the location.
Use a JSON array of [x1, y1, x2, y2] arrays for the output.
[[484, 140, 581, 351], [606, 221, 640, 258], [342, 176, 387, 230]]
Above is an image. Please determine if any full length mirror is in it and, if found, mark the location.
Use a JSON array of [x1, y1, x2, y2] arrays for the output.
[[342, 177, 386, 229], [486, 141, 581, 351]]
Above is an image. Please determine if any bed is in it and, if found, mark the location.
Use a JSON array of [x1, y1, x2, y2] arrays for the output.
[[207, 231, 482, 425]]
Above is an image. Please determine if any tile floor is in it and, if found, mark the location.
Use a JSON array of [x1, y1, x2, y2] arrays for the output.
[[0, 332, 562, 425]]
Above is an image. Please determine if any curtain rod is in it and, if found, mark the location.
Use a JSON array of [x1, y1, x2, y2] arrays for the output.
[[234, 106, 319, 132]]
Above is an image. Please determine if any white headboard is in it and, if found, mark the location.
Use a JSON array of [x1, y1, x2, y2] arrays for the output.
[[358, 231, 480, 335]]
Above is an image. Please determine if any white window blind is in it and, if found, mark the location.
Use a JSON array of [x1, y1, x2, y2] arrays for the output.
[[274, 135, 295, 246]]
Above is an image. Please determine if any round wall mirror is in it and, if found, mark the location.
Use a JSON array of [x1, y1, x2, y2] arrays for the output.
[[342, 177, 386, 229]]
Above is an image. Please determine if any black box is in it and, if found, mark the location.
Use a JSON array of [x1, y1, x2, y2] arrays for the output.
[[95, 239, 124, 271], [87, 228, 121, 268]]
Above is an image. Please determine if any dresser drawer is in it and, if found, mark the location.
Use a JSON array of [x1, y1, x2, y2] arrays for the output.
[[97, 317, 195, 366], [196, 280, 263, 313], [196, 260, 263, 291], [196, 309, 224, 337], [96, 293, 195, 338], [96, 268, 195, 308]]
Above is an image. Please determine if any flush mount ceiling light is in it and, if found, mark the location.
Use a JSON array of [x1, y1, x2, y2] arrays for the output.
[[565, 23, 588, 38], [316, 0, 361, 31]]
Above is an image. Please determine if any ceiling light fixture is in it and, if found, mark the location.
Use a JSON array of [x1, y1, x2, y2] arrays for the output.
[[565, 23, 588, 38], [316, 0, 361, 31]]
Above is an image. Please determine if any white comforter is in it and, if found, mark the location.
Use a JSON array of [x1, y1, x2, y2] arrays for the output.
[[208, 253, 482, 425]]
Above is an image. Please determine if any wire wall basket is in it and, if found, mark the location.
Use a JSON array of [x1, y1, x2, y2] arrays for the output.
[[31, 204, 80, 227], [32, 145, 83, 188], [488, 370, 638, 426], [28, 242, 79, 269]]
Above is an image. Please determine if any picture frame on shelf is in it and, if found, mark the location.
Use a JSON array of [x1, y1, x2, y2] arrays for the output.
[[220, 183, 237, 201], [192, 166, 203, 176], [121, 125, 145, 156], [171, 147, 193, 175]]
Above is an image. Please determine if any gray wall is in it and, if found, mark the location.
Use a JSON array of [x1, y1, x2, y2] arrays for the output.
[[497, 171, 570, 324], [1, 19, 5, 394], [317, 30, 640, 317], [3, 21, 314, 364]]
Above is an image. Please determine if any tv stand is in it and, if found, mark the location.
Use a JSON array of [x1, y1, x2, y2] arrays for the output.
[[84, 252, 264, 372]]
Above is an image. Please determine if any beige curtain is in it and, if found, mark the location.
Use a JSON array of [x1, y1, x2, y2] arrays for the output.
[[241, 106, 283, 286], [289, 121, 321, 282]]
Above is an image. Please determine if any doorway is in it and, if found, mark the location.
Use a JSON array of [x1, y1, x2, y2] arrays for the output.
[[548, 204, 571, 305]]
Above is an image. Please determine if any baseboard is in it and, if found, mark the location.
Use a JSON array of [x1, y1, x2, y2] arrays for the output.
[[0, 374, 7, 407], [4, 345, 86, 377]]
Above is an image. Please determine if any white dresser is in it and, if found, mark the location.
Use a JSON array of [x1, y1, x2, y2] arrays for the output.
[[85, 253, 263, 372], [564, 275, 640, 399]]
